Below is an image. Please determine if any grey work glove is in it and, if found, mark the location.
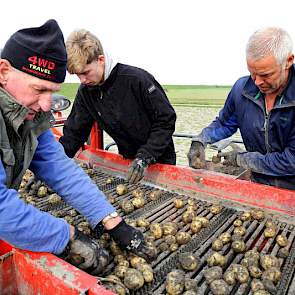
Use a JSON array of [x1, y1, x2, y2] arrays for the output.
[[187, 141, 206, 169], [108, 220, 157, 262], [127, 158, 149, 183], [218, 150, 242, 167], [59, 228, 110, 275]]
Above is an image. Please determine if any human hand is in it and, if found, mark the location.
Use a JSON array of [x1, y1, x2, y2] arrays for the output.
[[187, 141, 206, 169], [59, 228, 110, 275], [126, 158, 149, 183], [108, 220, 157, 261], [218, 150, 241, 167]]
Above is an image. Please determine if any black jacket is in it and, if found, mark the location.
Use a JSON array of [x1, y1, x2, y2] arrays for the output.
[[60, 63, 176, 164]]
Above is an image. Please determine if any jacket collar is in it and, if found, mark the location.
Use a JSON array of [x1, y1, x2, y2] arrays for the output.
[[242, 64, 295, 108], [0, 87, 28, 134]]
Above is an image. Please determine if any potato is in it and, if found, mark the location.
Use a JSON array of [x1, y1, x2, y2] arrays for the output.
[[64, 215, 74, 224], [204, 266, 223, 283], [212, 239, 224, 251], [219, 232, 231, 244], [110, 241, 123, 256], [129, 256, 147, 268], [265, 219, 276, 228], [165, 234, 177, 245], [240, 211, 251, 221], [233, 219, 243, 227], [176, 232, 191, 245], [182, 211, 196, 224], [123, 268, 144, 290], [148, 189, 162, 201], [106, 177, 114, 184], [223, 270, 236, 285], [120, 199, 134, 214], [251, 279, 265, 292], [136, 264, 154, 283], [118, 260, 129, 268], [136, 217, 150, 228], [184, 278, 198, 291], [183, 291, 198, 295], [37, 186, 47, 198], [235, 264, 250, 283], [260, 255, 279, 270], [209, 279, 229, 295], [241, 257, 259, 268], [253, 290, 271, 295], [192, 216, 209, 227], [210, 204, 223, 215], [276, 234, 288, 247], [179, 252, 199, 271], [48, 193, 62, 205], [114, 265, 128, 279], [165, 269, 185, 295], [249, 265, 262, 278], [244, 249, 260, 261], [116, 184, 128, 196], [262, 267, 281, 283], [131, 196, 145, 209], [125, 218, 137, 227], [150, 223, 163, 239], [233, 226, 246, 236], [174, 198, 184, 209], [162, 222, 178, 236], [159, 242, 169, 252], [190, 220, 203, 234], [207, 252, 226, 267], [68, 209, 78, 217], [251, 209, 265, 221], [231, 240, 246, 253], [278, 246, 289, 258], [264, 227, 276, 238], [132, 188, 144, 198], [187, 198, 198, 209], [170, 243, 179, 252]]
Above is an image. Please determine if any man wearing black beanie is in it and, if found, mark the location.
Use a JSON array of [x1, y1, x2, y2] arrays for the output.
[[0, 20, 154, 275]]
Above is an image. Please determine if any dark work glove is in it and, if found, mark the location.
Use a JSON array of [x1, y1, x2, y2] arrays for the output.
[[127, 158, 149, 183], [59, 228, 110, 275], [187, 141, 206, 169], [218, 150, 241, 167], [108, 220, 157, 261]]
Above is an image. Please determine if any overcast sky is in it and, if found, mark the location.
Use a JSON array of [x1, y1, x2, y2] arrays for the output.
[[1, 0, 295, 85]]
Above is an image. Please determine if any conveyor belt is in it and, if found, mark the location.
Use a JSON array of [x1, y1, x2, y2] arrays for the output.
[[21, 167, 295, 295]]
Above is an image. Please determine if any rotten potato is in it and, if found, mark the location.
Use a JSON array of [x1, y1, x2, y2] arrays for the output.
[[179, 252, 199, 271], [184, 278, 198, 291]]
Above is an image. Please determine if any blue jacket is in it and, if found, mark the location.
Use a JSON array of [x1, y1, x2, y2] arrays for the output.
[[0, 130, 115, 254], [198, 65, 295, 190]]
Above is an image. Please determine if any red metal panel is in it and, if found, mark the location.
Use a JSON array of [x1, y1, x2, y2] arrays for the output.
[[0, 252, 17, 295], [79, 149, 295, 217], [0, 240, 12, 255]]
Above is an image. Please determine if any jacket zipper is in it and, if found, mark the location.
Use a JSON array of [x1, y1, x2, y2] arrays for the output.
[[263, 112, 271, 153]]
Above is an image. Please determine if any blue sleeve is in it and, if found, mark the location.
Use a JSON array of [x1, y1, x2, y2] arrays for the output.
[[0, 160, 70, 254], [30, 129, 115, 228], [196, 88, 239, 145], [238, 148, 295, 176]]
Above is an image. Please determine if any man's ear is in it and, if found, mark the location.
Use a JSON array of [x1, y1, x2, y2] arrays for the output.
[[0, 59, 12, 86], [286, 54, 294, 69], [97, 55, 105, 65]]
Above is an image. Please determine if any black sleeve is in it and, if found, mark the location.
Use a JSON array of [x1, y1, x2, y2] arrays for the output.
[[136, 76, 176, 161], [59, 89, 94, 158]]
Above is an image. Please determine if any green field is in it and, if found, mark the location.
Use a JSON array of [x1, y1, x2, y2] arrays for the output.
[[59, 83, 231, 107]]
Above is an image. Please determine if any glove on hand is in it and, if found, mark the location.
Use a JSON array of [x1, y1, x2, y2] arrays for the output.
[[127, 158, 149, 183], [187, 141, 206, 169], [108, 220, 157, 261], [59, 228, 110, 275], [218, 150, 241, 167]]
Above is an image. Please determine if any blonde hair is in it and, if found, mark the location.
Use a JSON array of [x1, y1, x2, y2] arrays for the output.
[[66, 29, 104, 74]]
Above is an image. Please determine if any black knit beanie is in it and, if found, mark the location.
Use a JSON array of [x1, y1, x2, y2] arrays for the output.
[[1, 19, 67, 83]]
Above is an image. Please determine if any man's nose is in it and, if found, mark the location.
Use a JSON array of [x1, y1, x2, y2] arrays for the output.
[[39, 94, 52, 112], [78, 75, 86, 84], [254, 75, 264, 86]]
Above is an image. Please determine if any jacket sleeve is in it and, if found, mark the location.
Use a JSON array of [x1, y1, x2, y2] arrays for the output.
[[136, 78, 176, 161], [238, 141, 295, 176], [30, 129, 115, 227], [59, 89, 94, 158], [195, 88, 239, 145], [0, 161, 70, 254]]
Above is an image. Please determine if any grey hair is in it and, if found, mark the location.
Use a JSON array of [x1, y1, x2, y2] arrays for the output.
[[246, 27, 293, 65]]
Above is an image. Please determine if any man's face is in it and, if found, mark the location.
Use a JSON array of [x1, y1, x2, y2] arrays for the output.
[[76, 56, 105, 86], [247, 55, 293, 94], [4, 67, 61, 120]]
